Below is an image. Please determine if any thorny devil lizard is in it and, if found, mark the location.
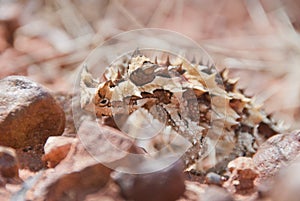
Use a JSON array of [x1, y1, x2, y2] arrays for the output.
[[80, 52, 283, 173]]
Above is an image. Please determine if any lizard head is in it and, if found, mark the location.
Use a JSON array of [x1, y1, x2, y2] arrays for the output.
[[94, 80, 113, 116], [80, 65, 114, 116]]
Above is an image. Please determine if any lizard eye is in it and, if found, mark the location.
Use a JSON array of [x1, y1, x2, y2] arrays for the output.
[[99, 98, 109, 106]]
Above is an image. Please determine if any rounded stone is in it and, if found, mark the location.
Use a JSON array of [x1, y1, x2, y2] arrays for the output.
[[112, 159, 185, 201], [253, 130, 300, 178], [0, 146, 19, 179], [42, 136, 76, 168], [223, 157, 258, 195], [0, 76, 65, 148]]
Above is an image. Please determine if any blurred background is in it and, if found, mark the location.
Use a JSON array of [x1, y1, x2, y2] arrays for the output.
[[0, 0, 299, 129]]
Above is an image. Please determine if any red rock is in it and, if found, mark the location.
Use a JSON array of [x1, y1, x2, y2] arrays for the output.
[[0, 146, 20, 184], [16, 144, 45, 172], [42, 136, 76, 168], [29, 140, 112, 201], [112, 159, 185, 201], [223, 157, 258, 195], [28, 120, 143, 200], [45, 163, 111, 201], [0, 76, 65, 148], [77, 120, 141, 165], [253, 130, 300, 178]]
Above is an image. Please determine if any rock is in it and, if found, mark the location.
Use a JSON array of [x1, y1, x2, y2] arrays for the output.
[[0, 146, 20, 184], [205, 172, 227, 186], [45, 163, 111, 201], [42, 136, 77, 168], [77, 120, 143, 166], [28, 120, 143, 201], [0, 76, 65, 148], [16, 144, 45, 172], [253, 130, 300, 178], [112, 159, 185, 201], [223, 157, 258, 195], [29, 139, 112, 201]]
